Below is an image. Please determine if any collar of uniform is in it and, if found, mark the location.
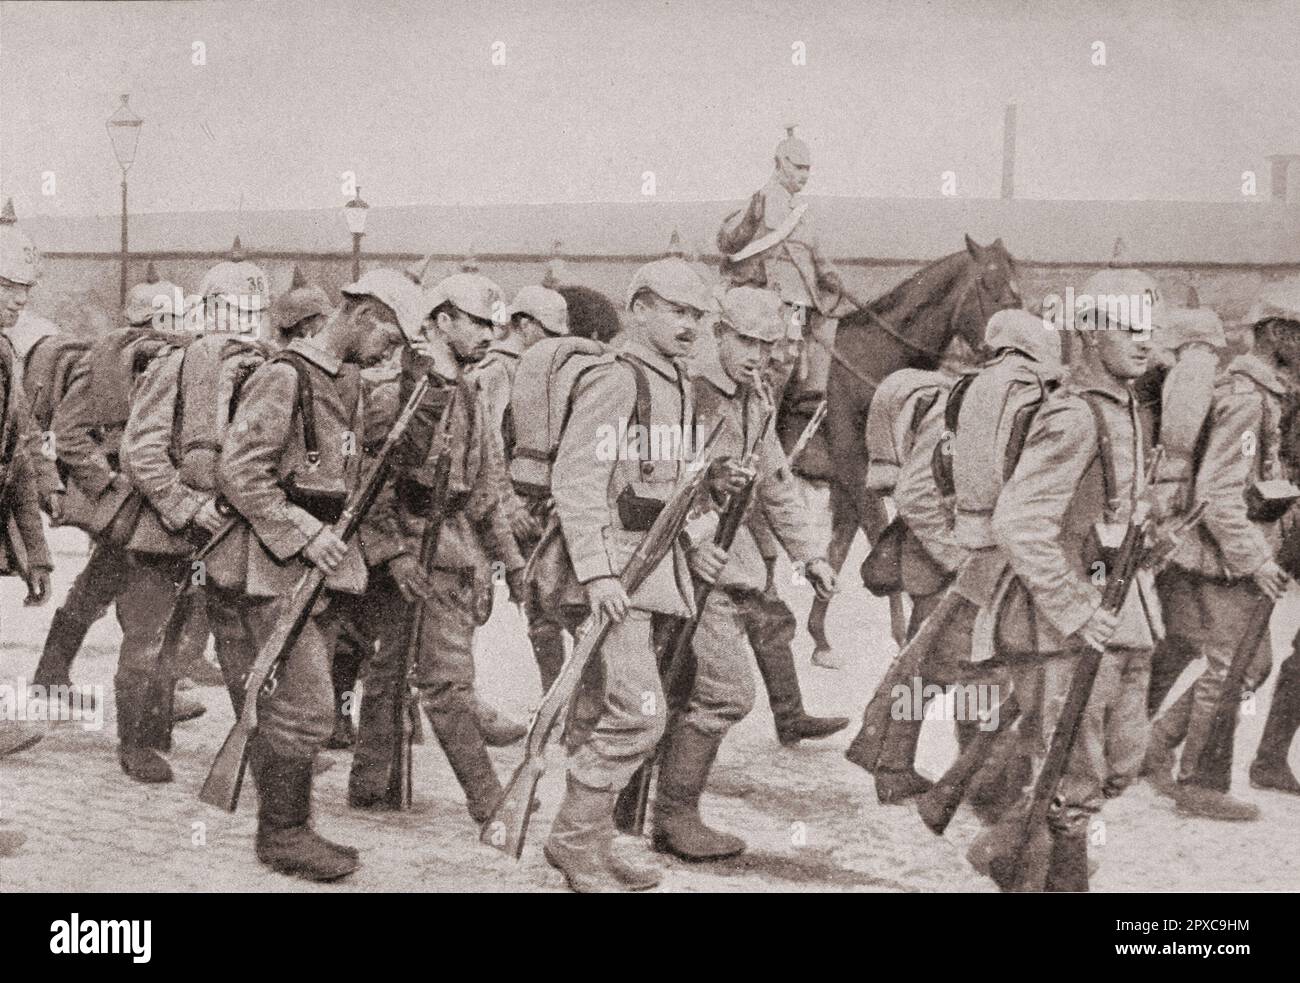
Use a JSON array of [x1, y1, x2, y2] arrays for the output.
[[1228, 352, 1288, 397], [690, 355, 738, 397], [289, 337, 341, 376], [487, 336, 525, 360], [1064, 368, 1132, 406], [613, 338, 681, 383], [414, 331, 463, 384], [764, 174, 800, 208]]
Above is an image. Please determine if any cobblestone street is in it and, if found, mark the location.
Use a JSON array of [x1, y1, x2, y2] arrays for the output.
[[3, 524, 1299, 893]]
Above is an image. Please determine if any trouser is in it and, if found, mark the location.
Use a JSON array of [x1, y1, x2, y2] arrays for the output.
[[1255, 641, 1300, 768], [32, 542, 124, 684], [1009, 647, 1152, 836], [742, 587, 807, 730], [524, 579, 569, 693], [1147, 566, 1201, 715], [1149, 576, 1271, 789], [114, 553, 188, 676], [678, 590, 759, 737], [204, 586, 334, 761], [352, 567, 501, 815], [330, 569, 418, 796], [565, 609, 670, 791]]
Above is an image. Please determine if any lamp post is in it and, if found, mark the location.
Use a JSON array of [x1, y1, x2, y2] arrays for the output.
[[106, 95, 143, 307], [344, 188, 369, 280]]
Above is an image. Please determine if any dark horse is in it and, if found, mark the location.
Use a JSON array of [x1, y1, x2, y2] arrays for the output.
[[789, 235, 1022, 662]]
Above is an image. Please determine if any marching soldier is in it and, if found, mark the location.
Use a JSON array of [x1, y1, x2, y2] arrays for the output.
[[205, 270, 407, 880], [716, 126, 852, 398], [972, 271, 1165, 890], [346, 272, 528, 820], [653, 286, 837, 861], [1145, 283, 1300, 818], [0, 204, 54, 631], [47, 275, 202, 781], [540, 257, 727, 892], [476, 284, 570, 692]]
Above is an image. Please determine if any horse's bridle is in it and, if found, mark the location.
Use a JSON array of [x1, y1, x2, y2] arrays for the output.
[[817, 261, 1004, 392]]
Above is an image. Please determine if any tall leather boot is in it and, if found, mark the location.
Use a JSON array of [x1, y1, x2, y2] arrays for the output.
[[1147, 634, 1197, 716], [139, 673, 175, 755], [423, 689, 503, 823], [326, 639, 363, 750], [747, 598, 848, 746], [529, 621, 567, 694], [1250, 652, 1300, 795], [873, 718, 934, 804], [1143, 687, 1192, 796], [651, 723, 745, 861], [114, 671, 172, 784], [348, 675, 398, 808], [1043, 831, 1091, 892], [252, 738, 359, 881], [31, 607, 99, 712], [544, 773, 650, 893]]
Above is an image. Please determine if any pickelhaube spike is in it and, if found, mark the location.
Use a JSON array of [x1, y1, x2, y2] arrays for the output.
[[1186, 285, 1200, 309], [666, 229, 685, 258], [0, 198, 16, 225], [1108, 237, 1125, 268], [459, 248, 480, 274], [145, 261, 159, 283], [290, 264, 308, 289], [405, 253, 435, 285], [230, 235, 245, 262]]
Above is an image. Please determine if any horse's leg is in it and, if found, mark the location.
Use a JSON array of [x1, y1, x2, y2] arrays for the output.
[[808, 481, 861, 667]]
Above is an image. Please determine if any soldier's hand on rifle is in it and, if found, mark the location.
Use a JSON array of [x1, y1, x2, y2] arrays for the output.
[[388, 554, 433, 601], [688, 542, 728, 584], [707, 456, 754, 499], [192, 497, 227, 535], [304, 527, 348, 574], [509, 507, 540, 541], [23, 566, 51, 606], [1078, 607, 1120, 653], [506, 567, 528, 605], [1252, 559, 1289, 601], [804, 557, 837, 600], [586, 576, 630, 622], [40, 490, 63, 524]]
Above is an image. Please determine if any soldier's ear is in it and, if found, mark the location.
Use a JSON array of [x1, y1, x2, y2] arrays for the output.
[[964, 234, 983, 260]]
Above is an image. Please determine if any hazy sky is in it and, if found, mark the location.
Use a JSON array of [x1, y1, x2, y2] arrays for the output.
[[2, 0, 1299, 218]]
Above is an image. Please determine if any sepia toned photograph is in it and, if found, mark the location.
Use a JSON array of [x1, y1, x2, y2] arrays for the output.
[[0, 0, 1296, 919]]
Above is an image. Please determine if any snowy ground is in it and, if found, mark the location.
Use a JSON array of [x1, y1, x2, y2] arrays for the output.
[[2, 499, 1298, 893]]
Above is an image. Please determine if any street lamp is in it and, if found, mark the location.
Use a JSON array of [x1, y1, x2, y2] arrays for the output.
[[106, 94, 143, 307], [344, 188, 369, 280]]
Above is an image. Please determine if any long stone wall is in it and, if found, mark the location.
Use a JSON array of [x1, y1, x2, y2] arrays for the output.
[[21, 252, 1300, 341]]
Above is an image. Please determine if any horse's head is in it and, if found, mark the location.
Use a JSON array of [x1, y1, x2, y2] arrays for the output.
[[959, 234, 1022, 354]]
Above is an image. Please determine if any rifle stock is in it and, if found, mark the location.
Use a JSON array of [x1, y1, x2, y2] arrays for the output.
[[199, 375, 431, 812], [480, 417, 726, 858], [915, 692, 1022, 835]]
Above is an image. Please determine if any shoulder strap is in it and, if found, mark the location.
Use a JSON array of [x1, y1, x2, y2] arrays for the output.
[[911, 387, 941, 437], [944, 373, 977, 433], [613, 353, 653, 463], [1079, 393, 1119, 515], [1001, 378, 1051, 480], [269, 350, 319, 463]]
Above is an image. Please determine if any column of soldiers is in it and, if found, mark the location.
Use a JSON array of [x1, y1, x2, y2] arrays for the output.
[[1, 145, 1299, 890]]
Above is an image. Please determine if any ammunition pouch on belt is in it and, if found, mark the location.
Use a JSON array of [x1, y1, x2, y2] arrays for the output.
[[395, 475, 468, 517], [280, 469, 348, 525], [1245, 478, 1300, 524], [616, 482, 665, 532]]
